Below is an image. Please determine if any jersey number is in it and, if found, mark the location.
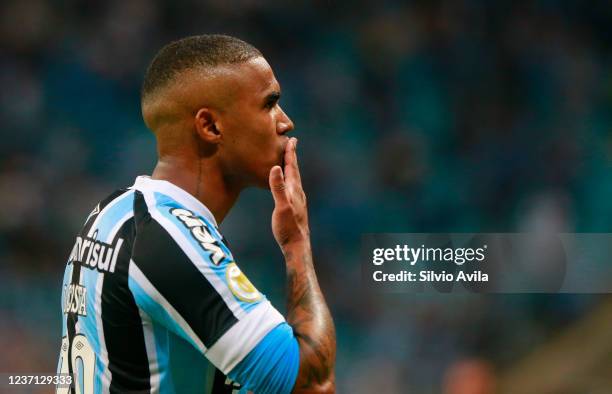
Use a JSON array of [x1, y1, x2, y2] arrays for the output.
[[57, 335, 95, 394]]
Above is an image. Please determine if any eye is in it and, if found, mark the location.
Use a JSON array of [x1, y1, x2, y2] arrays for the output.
[[264, 92, 280, 110]]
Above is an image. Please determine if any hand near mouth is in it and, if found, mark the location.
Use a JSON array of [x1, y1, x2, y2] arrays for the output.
[[269, 137, 309, 248]]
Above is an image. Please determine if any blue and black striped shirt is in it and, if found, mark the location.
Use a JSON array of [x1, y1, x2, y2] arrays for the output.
[[57, 176, 299, 394]]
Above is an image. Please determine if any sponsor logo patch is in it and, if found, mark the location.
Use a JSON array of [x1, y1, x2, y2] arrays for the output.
[[69, 230, 124, 273], [170, 208, 226, 265], [226, 262, 261, 303]]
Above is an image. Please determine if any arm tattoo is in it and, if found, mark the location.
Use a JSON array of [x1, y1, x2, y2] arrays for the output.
[[285, 247, 336, 392]]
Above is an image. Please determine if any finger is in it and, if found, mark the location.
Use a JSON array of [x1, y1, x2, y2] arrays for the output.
[[290, 138, 303, 185], [269, 165, 289, 206], [283, 137, 302, 187]]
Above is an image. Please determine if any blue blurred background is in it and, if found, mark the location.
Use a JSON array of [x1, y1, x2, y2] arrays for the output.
[[1, 0, 611, 393]]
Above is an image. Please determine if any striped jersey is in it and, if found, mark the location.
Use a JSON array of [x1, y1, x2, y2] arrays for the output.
[[57, 176, 299, 394]]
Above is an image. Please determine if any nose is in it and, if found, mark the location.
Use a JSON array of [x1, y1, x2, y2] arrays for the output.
[[277, 106, 294, 135]]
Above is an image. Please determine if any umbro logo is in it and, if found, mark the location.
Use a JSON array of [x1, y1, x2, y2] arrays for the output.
[[85, 204, 100, 223]]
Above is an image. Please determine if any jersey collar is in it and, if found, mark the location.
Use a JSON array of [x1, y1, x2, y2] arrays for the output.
[[133, 176, 218, 227]]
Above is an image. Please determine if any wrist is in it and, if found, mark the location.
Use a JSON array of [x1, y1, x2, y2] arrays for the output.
[[281, 238, 311, 260]]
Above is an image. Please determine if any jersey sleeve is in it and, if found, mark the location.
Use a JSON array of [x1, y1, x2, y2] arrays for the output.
[[228, 322, 299, 394], [127, 201, 290, 380]]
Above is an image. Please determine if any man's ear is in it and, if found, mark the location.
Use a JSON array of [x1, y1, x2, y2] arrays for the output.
[[194, 108, 221, 143]]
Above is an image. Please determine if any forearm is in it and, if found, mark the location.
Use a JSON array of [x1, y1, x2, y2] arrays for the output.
[[284, 241, 336, 393]]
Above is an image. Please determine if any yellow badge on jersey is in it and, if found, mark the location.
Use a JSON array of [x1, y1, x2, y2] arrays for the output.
[[226, 262, 261, 303]]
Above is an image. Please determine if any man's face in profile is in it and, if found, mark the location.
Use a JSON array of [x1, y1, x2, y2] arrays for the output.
[[216, 56, 294, 188]]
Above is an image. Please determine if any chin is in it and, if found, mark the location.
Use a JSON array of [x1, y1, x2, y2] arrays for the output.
[[245, 160, 279, 189], [254, 176, 270, 189], [247, 168, 273, 190]]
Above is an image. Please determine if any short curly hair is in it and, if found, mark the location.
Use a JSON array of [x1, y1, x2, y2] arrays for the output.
[[141, 34, 261, 101]]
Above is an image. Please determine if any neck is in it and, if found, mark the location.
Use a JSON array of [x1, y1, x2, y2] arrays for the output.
[[151, 155, 241, 224]]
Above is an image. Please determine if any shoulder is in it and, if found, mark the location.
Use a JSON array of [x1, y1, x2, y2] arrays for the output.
[[132, 189, 233, 266], [126, 188, 277, 359], [130, 188, 264, 316]]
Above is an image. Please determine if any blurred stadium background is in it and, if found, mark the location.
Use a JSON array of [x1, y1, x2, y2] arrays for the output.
[[1, 0, 611, 393]]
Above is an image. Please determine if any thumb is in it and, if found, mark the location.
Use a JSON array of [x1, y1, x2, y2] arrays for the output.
[[269, 165, 288, 206]]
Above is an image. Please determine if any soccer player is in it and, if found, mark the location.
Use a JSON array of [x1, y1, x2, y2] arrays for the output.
[[57, 35, 336, 394]]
